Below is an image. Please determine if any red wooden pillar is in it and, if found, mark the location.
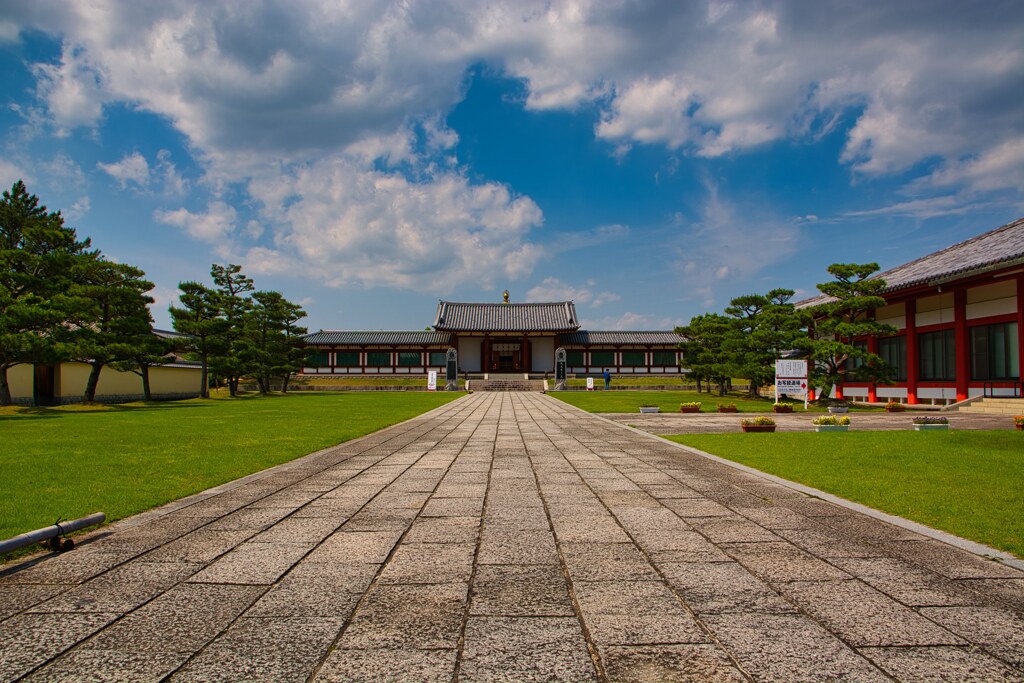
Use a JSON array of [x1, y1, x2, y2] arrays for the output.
[[954, 288, 969, 401], [866, 336, 878, 403], [482, 337, 491, 372], [906, 299, 919, 404]]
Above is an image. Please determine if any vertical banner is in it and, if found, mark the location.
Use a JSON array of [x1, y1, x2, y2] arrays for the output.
[[586, 377, 594, 391], [427, 370, 437, 391]]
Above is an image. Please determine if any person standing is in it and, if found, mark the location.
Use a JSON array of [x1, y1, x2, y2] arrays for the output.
[[603, 368, 611, 390]]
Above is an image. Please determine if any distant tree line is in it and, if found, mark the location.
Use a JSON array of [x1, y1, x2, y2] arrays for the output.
[[676, 263, 895, 399], [0, 180, 308, 406]]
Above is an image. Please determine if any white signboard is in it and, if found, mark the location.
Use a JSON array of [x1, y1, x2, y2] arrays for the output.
[[427, 371, 437, 391], [586, 377, 594, 391], [776, 378, 808, 394], [775, 359, 807, 378]]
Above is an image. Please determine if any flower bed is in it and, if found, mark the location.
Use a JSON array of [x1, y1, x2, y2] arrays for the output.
[[813, 414, 850, 432], [680, 402, 702, 413], [773, 404, 794, 413], [717, 404, 738, 413], [912, 416, 949, 431], [741, 416, 776, 432]]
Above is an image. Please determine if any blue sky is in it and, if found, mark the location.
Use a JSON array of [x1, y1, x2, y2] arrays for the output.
[[2, 1, 1022, 332]]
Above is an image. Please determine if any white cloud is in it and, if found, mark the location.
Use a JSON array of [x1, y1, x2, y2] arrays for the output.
[[843, 196, 979, 220], [0, 159, 29, 189], [245, 157, 544, 291], [65, 195, 90, 221], [580, 311, 676, 331], [926, 136, 1024, 194], [155, 150, 189, 196], [98, 151, 150, 189], [675, 180, 800, 306], [154, 200, 237, 245], [526, 277, 620, 306], [30, 44, 107, 135]]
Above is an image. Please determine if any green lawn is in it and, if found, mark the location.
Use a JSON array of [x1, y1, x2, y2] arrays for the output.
[[551, 390, 825, 413], [667, 431, 1024, 558], [0, 392, 462, 549]]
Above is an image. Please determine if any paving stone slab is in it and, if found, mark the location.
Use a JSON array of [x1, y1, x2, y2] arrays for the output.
[[168, 616, 343, 683], [186, 541, 312, 585], [781, 579, 964, 647], [560, 543, 661, 583], [87, 583, 265, 653], [304, 531, 402, 565], [477, 530, 559, 566], [722, 541, 851, 583], [403, 516, 481, 544], [338, 582, 468, 650], [701, 612, 889, 682], [0, 612, 117, 682], [573, 580, 708, 646], [312, 647, 458, 682], [470, 564, 575, 617], [0, 584, 72, 621], [861, 645, 1024, 682], [830, 556, 982, 607], [141, 529, 254, 564], [460, 616, 597, 683], [377, 542, 475, 584], [23, 649, 189, 683], [920, 605, 1024, 669], [659, 561, 795, 615], [600, 645, 747, 683]]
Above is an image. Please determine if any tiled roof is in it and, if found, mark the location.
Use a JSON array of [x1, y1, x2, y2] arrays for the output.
[[560, 331, 684, 346], [433, 301, 580, 332], [798, 216, 1024, 307], [303, 330, 452, 346]]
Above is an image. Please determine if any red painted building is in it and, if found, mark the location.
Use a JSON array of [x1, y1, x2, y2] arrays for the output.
[[800, 217, 1024, 405]]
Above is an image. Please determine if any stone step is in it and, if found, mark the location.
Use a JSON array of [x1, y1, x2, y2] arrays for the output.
[[469, 379, 546, 392], [956, 398, 1024, 415]]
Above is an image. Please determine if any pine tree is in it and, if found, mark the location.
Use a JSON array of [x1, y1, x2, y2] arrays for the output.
[[67, 258, 155, 403], [0, 181, 94, 405], [801, 263, 896, 398]]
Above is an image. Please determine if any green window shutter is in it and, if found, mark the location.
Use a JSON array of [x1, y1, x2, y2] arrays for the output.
[[398, 351, 421, 366], [566, 350, 585, 366], [652, 350, 676, 366], [590, 350, 614, 366], [621, 351, 645, 366], [335, 351, 360, 367], [366, 351, 391, 366], [309, 351, 331, 366], [429, 352, 447, 366]]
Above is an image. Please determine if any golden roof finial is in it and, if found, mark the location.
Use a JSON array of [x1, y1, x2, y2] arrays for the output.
[[502, 289, 510, 304]]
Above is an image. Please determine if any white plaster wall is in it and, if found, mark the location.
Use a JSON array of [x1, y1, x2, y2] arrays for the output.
[[458, 336, 482, 372], [532, 337, 554, 372], [876, 387, 908, 398], [966, 280, 1017, 319], [842, 387, 869, 397], [876, 302, 906, 330], [915, 293, 953, 327], [918, 387, 956, 399]]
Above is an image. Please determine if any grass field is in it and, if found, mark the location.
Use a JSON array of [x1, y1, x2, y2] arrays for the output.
[[667, 431, 1024, 558], [552, 390, 828, 413], [0, 391, 462, 548]]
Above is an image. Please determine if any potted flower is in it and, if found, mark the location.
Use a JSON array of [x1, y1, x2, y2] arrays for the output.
[[1015, 416, 1024, 431], [813, 415, 851, 432], [717, 403, 738, 413], [679, 401, 702, 413], [639, 404, 660, 414], [885, 400, 906, 413], [827, 404, 849, 414], [773, 403, 794, 413], [912, 416, 949, 431], [741, 416, 776, 432]]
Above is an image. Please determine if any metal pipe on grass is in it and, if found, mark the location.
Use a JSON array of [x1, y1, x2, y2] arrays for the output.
[[0, 512, 106, 555]]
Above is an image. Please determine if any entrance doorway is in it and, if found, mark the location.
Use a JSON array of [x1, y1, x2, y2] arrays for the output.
[[33, 364, 56, 406], [490, 342, 521, 372]]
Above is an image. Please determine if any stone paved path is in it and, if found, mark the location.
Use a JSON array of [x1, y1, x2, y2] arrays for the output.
[[2, 393, 1023, 682]]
